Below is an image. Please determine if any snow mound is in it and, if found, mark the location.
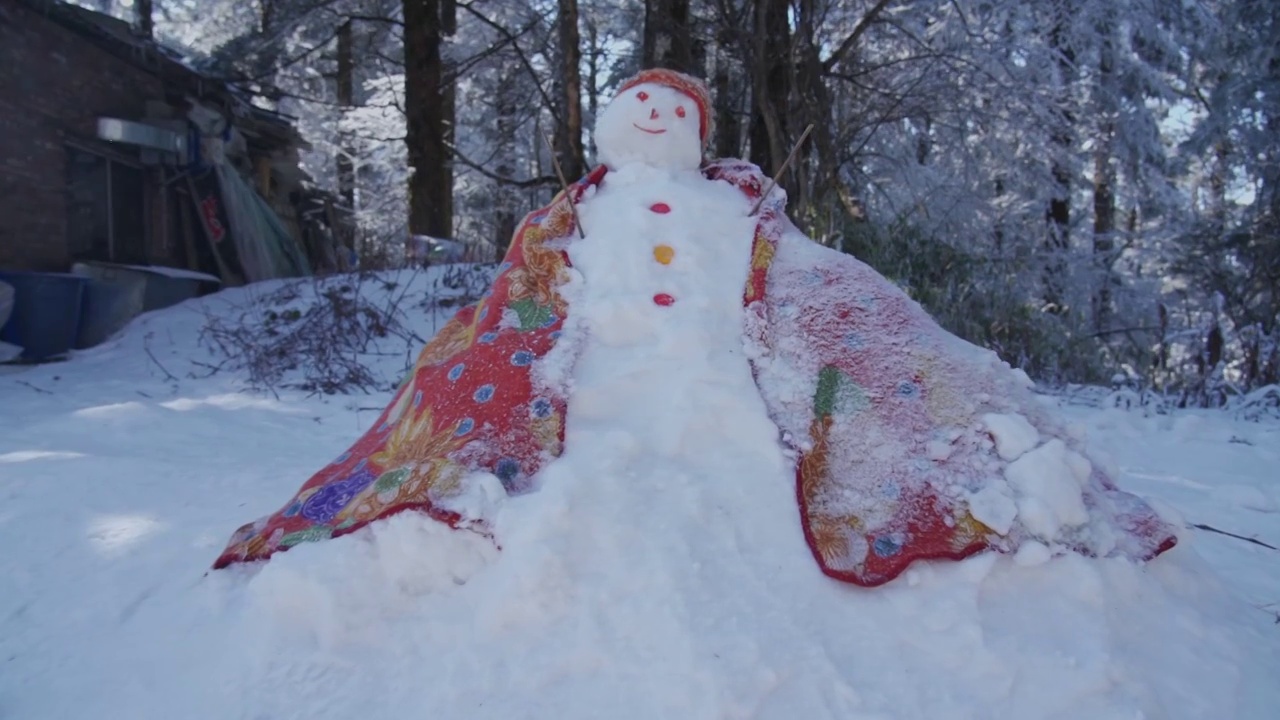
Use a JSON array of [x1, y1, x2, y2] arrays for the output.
[[1, 268, 1278, 718], [216, 510, 1270, 720]]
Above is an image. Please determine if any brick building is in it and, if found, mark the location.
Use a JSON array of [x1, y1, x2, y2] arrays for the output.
[[0, 0, 348, 281]]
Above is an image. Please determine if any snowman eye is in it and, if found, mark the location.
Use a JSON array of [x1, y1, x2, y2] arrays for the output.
[[636, 91, 649, 102], [675, 106, 687, 118]]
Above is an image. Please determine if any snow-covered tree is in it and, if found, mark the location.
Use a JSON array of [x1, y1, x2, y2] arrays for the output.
[[69, 0, 1277, 397]]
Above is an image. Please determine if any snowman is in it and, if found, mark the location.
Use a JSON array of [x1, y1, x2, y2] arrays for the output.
[[556, 71, 777, 462], [214, 69, 1177, 589]]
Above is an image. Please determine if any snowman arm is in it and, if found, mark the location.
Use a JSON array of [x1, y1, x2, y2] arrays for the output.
[[568, 165, 609, 200], [701, 159, 768, 201], [548, 165, 607, 234]]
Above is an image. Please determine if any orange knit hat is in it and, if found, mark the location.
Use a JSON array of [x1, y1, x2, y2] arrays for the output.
[[615, 68, 714, 149]]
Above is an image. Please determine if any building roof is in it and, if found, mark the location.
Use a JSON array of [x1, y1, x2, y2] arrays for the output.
[[16, 0, 305, 152]]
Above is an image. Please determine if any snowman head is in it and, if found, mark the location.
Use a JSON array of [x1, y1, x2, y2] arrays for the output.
[[595, 69, 713, 172]]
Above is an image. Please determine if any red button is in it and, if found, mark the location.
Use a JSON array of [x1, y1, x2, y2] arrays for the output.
[[649, 203, 671, 214], [653, 293, 676, 306]]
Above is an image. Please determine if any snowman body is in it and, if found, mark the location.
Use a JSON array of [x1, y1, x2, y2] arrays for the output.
[[557, 80, 783, 463], [568, 162, 768, 457], [495, 87, 822, 699]]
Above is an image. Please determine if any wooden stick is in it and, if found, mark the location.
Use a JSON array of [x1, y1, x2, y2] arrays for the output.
[[750, 123, 815, 216], [543, 134, 586, 239], [1190, 523, 1278, 550]]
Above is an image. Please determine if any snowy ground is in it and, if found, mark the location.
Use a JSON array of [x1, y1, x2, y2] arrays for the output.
[[1, 268, 1277, 720]]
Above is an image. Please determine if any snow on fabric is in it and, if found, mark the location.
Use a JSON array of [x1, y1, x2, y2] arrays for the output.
[[215, 69, 1174, 585], [749, 207, 1176, 584]]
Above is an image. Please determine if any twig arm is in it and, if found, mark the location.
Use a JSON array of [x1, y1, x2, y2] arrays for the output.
[[1191, 523, 1278, 550], [751, 124, 815, 216], [543, 134, 587, 239]]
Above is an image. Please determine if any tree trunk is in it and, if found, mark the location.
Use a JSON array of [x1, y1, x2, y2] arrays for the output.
[[994, 176, 1006, 254], [748, 0, 789, 175], [259, 0, 275, 33], [712, 29, 741, 159], [557, 0, 585, 180], [585, 19, 602, 159], [1042, 0, 1076, 313], [336, 19, 356, 212], [793, 0, 893, 233], [792, 0, 838, 229], [441, 0, 456, 34], [443, 78, 456, 236], [404, 0, 452, 239], [135, 0, 153, 37], [643, 0, 694, 72], [493, 66, 520, 257], [1091, 21, 1117, 334]]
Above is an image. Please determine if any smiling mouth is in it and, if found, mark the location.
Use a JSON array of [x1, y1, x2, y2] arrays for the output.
[[632, 124, 667, 135]]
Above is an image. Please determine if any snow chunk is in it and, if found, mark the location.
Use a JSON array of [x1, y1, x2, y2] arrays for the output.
[[245, 512, 497, 648], [436, 471, 509, 523], [1010, 367, 1035, 389], [1013, 540, 1053, 567], [1004, 439, 1090, 540], [982, 412, 1040, 461], [968, 480, 1018, 535]]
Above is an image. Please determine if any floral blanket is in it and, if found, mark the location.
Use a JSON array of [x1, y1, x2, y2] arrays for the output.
[[214, 160, 1176, 586], [745, 212, 1177, 586], [213, 166, 605, 568]]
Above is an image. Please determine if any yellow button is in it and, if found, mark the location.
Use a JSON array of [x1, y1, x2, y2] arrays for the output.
[[653, 244, 675, 265]]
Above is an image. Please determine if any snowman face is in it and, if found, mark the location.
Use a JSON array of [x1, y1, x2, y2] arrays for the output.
[[595, 83, 702, 171]]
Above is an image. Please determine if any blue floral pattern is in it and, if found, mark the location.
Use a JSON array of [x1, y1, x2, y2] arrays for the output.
[[300, 465, 376, 523], [530, 398, 553, 418], [873, 534, 904, 558], [448, 363, 465, 382], [495, 457, 521, 486]]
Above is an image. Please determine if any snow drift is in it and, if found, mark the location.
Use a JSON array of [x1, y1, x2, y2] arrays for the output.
[[0, 266, 1276, 719]]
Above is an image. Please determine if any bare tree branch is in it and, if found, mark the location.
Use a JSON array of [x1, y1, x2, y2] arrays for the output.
[[458, 1, 562, 125], [822, 0, 896, 73], [453, 145, 559, 188]]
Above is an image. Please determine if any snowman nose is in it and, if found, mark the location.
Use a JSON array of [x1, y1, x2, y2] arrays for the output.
[[649, 108, 659, 120]]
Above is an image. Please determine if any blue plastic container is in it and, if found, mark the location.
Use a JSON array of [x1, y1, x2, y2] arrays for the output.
[[75, 276, 146, 349], [0, 271, 89, 361], [72, 261, 214, 314]]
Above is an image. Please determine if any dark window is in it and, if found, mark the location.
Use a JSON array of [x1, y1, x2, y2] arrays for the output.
[[65, 146, 147, 264]]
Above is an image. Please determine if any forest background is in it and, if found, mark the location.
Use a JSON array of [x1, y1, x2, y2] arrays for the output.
[[80, 0, 1280, 408]]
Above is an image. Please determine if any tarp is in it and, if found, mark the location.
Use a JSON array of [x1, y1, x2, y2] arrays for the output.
[[186, 140, 311, 286], [214, 160, 1176, 587], [215, 164, 311, 283]]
